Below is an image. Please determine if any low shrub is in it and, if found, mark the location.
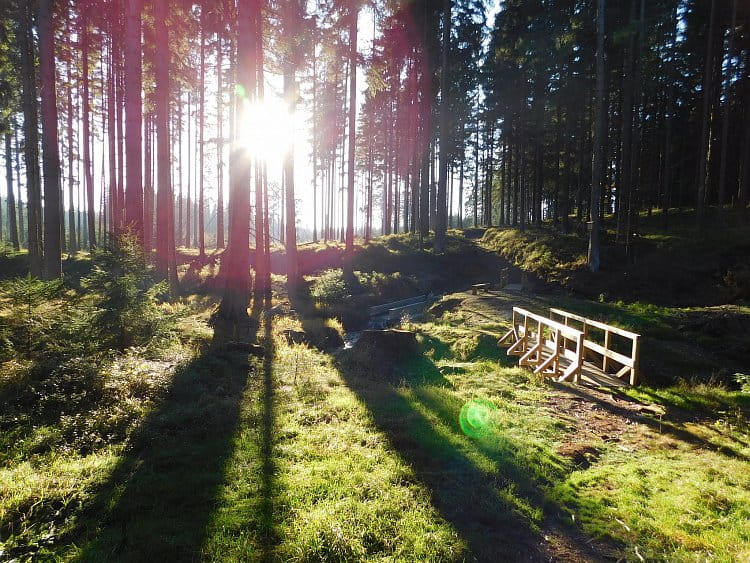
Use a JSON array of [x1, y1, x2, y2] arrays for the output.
[[310, 268, 350, 304]]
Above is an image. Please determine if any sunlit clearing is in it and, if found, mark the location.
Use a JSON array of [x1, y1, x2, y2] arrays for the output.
[[459, 398, 498, 439], [235, 94, 294, 162]]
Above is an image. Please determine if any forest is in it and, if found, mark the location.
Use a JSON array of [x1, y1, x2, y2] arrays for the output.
[[1, 0, 749, 561]]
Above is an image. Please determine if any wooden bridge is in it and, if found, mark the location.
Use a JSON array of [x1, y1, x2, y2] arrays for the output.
[[498, 306, 641, 386]]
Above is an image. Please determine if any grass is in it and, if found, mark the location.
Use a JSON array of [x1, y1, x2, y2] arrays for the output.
[[2, 227, 750, 561], [552, 441, 750, 561]]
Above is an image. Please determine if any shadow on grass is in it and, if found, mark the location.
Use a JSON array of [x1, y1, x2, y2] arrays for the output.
[[65, 314, 270, 561], [554, 383, 750, 462], [333, 354, 612, 561], [289, 283, 608, 561]]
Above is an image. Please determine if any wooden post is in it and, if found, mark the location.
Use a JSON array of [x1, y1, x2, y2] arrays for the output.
[[630, 335, 641, 385], [603, 329, 611, 373]]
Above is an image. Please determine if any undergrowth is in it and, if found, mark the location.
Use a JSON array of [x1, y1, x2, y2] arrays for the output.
[[0, 236, 189, 559]]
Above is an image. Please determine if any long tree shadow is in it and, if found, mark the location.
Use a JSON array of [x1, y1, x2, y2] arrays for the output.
[[67, 320, 260, 561], [553, 383, 750, 461], [288, 281, 609, 561], [257, 303, 277, 561], [333, 354, 616, 562]]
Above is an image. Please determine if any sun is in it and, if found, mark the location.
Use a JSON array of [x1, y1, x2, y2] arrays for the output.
[[235, 94, 295, 163]]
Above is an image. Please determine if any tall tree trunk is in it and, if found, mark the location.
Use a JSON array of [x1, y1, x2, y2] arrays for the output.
[[65, 39, 77, 254], [473, 112, 479, 227], [217, 0, 256, 329], [616, 0, 637, 241], [5, 133, 19, 250], [18, 0, 42, 274], [198, 4, 206, 256], [186, 93, 192, 248], [458, 154, 464, 228], [662, 6, 678, 229], [144, 112, 154, 250], [255, 0, 269, 299], [82, 25, 96, 249], [485, 122, 494, 227], [38, 0, 62, 279], [154, 0, 176, 292], [588, 0, 606, 273], [343, 6, 358, 279], [116, 26, 125, 232], [283, 1, 300, 287], [739, 56, 750, 213], [14, 128, 25, 248], [434, 0, 451, 253], [717, 0, 737, 220], [311, 38, 318, 243], [216, 31, 225, 249], [124, 0, 143, 239], [696, 0, 716, 232], [107, 39, 119, 234]]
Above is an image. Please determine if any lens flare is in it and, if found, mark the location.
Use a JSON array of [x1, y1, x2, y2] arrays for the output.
[[459, 399, 498, 439], [235, 95, 294, 162]]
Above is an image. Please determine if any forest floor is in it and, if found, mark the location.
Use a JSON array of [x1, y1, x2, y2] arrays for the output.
[[1, 215, 750, 561]]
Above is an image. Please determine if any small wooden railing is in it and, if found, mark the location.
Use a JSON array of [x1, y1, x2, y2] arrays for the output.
[[549, 308, 641, 386], [498, 307, 584, 383]]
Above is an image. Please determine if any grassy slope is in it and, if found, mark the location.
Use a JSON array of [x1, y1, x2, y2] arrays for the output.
[[2, 223, 750, 561]]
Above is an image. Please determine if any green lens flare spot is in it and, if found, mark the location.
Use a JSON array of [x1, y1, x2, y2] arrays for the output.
[[235, 83, 247, 98], [459, 398, 497, 439]]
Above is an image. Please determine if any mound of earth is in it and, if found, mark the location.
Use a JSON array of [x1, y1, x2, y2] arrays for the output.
[[339, 329, 422, 382]]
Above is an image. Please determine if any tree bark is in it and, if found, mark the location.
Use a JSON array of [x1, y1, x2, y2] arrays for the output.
[[4, 133, 19, 250], [154, 0, 176, 292], [696, 0, 716, 232], [717, 0, 737, 220], [124, 0, 144, 239], [18, 0, 42, 274], [216, 0, 256, 329], [616, 0, 636, 242], [343, 7, 358, 279], [198, 4, 206, 256], [588, 0, 606, 273], [216, 31, 225, 249], [38, 0, 62, 279], [434, 0, 451, 253]]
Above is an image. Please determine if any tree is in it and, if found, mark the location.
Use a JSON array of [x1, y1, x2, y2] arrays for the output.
[[17, 0, 42, 275], [4, 131, 19, 250], [696, 0, 715, 232], [281, 0, 305, 288], [588, 0, 605, 273], [37, 0, 62, 279], [124, 0, 144, 240], [343, 5, 358, 280], [434, 0, 451, 254], [215, 0, 258, 331], [154, 0, 177, 292]]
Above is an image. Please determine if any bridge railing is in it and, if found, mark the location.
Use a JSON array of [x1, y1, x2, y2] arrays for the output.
[[498, 306, 584, 382]]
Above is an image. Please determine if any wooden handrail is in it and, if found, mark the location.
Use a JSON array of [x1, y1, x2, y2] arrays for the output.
[[549, 308, 641, 385], [499, 307, 584, 383], [549, 308, 640, 340]]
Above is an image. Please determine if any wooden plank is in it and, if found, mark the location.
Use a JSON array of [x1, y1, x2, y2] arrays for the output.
[[513, 307, 583, 340], [630, 336, 641, 386], [498, 328, 516, 345], [550, 308, 640, 340], [584, 340, 634, 368]]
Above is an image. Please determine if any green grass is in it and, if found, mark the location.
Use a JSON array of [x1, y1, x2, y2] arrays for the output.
[[3, 228, 750, 561], [202, 318, 467, 561], [3, 301, 749, 560], [481, 227, 587, 283], [552, 444, 750, 562]]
